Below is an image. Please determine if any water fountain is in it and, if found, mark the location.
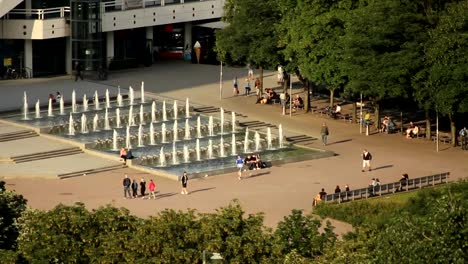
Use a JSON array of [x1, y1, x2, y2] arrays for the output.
[[244, 128, 249, 153], [125, 126, 131, 148], [140, 81, 145, 103], [232, 112, 236, 133], [59, 96, 65, 115], [72, 90, 77, 113], [173, 120, 178, 141], [172, 142, 178, 164], [139, 105, 144, 125], [231, 134, 236, 155], [128, 106, 135, 126], [185, 98, 190, 118], [197, 116, 202, 138], [220, 108, 224, 134], [83, 94, 88, 112], [138, 124, 144, 147], [162, 101, 167, 121], [115, 108, 121, 128], [196, 139, 201, 161], [117, 87, 123, 107], [47, 98, 53, 117], [151, 101, 156, 123], [219, 136, 225, 157], [208, 139, 213, 159], [208, 116, 214, 136], [22, 92, 29, 120], [81, 114, 88, 133], [112, 130, 118, 150], [94, 91, 100, 110], [149, 123, 155, 145], [184, 119, 190, 139], [183, 145, 189, 163], [267, 127, 272, 150], [104, 109, 110, 130], [35, 100, 41, 119], [129, 86, 134, 105], [255, 131, 261, 151], [159, 147, 166, 166], [279, 124, 284, 148], [105, 89, 111, 109], [93, 114, 99, 132], [173, 100, 178, 120], [161, 123, 167, 143], [68, 113, 75, 135]]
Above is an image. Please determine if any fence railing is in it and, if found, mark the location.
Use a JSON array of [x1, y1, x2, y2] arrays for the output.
[[3, 7, 70, 20], [101, 0, 211, 13], [323, 172, 450, 203]]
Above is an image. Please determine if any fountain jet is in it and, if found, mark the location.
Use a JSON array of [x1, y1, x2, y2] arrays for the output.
[[104, 109, 110, 130], [129, 86, 134, 105], [72, 90, 77, 113], [48, 98, 53, 117], [184, 119, 190, 139], [22, 92, 29, 120], [151, 101, 156, 123], [185, 98, 190, 118], [68, 113, 75, 135], [35, 100, 41, 118], [140, 81, 145, 103]]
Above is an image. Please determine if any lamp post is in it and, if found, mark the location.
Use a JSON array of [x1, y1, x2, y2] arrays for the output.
[[436, 110, 439, 152], [219, 61, 223, 100], [359, 93, 363, 134], [289, 74, 292, 117]]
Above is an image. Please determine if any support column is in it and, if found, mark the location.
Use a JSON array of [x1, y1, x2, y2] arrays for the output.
[[25, 0, 32, 18], [65, 37, 72, 75], [145, 26, 153, 65], [106, 31, 114, 67], [24, 39, 33, 78], [184, 22, 192, 52]]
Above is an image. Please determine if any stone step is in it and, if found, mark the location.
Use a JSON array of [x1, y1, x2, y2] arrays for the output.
[[58, 164, 127, 179], [0, 130, 38, 142], [12, 147, 83, 163]]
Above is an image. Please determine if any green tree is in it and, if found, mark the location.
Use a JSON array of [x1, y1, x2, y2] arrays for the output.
[[423, 0, 468, 146], [0, 181, 27, 251], [273, 209, 336, 260], [216, 0, 280, 95], [342, 0, 427, 127]]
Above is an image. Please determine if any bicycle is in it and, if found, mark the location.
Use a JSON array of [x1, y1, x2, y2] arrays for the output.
[[4, 67, 18, 79], [17, 68, 30, 79]]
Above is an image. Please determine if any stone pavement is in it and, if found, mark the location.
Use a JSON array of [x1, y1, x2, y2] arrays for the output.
[[2, 61, 467, 229]]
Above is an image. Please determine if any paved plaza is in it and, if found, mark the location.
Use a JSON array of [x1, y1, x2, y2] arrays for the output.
[[1, 61, 467, 230]]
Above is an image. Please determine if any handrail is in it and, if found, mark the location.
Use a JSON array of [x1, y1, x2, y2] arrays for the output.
[[322, 172, 450, 203], [101, 0, 212, 13], [4, 7, 70, 20]]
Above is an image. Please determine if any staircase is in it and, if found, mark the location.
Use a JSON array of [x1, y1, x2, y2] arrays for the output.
[[0, 0, 24, 18], [0, 130, 38, 142], [58, 164, 127, 179], [11, 147, 83, 163]]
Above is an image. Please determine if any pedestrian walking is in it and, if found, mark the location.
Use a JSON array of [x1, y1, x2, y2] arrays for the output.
[[321, 123, 329, 146], [362, 149, 372, 172], [140, 178, 146, 198], [236, 155, 244, 180], [123, 174, 131, 199], [74, 61, 83, 81], [247, 62, 254, 79], [180, 171, 189, 195], [131, 179, 138, 198], [148, 179, 156, 199], [459, 127, 467, 150], [233, 76, 239, 96]]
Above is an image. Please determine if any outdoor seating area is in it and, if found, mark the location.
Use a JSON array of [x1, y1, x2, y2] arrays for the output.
[[322, 172, 450, 203]]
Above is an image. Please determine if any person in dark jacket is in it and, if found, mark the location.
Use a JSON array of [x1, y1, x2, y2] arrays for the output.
[[140, 178, 146, 198], [181, 171, 189, 195], [123, 174, 131, 198], [131, 179, 138, 198]]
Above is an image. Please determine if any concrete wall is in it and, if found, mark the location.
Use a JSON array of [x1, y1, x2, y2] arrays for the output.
[[0, 18, 69, 39]]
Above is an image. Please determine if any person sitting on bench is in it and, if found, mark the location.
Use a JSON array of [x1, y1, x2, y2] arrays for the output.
[[331, 104, 341, 119], [396, 173, 409, 192], [406, 122, 419, 138], [293, 95, 304, 111]]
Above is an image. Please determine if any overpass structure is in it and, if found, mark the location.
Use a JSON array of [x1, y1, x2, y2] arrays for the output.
[[0, 0, 225, 77]]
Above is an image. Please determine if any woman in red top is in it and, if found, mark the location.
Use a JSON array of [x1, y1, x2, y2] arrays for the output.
[[148, 179, 156, 199]]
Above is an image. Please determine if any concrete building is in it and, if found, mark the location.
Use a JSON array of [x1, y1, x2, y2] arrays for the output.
[[0, 0, 225, 78]]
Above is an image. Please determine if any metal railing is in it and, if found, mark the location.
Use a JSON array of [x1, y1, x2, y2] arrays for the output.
[[323, 172, 450, 203], [3, 7, 70, 20], [101, 0, 210, 13]]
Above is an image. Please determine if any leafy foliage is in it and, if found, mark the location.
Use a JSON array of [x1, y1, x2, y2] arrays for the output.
[[0, 181, 27, 250]]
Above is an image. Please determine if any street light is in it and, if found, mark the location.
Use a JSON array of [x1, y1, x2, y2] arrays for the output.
[[289, 73, 292, 117], [219, 61, 223, 100]]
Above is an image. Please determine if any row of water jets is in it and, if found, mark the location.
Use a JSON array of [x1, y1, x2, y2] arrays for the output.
[[145, 125, 284, 166], [22, 82, 147, 120]]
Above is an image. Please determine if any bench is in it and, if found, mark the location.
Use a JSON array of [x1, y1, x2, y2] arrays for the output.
[[322, 172, 450, 204]]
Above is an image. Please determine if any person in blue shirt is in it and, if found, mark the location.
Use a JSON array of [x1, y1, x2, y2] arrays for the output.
[[236, 156, 244, 180]]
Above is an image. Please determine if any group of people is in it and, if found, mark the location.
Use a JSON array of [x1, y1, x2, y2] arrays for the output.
[[236, 154, 267, 180], [48, 91, 62, 104], [122, 174, 156, 199], [122, 171, 189, 199], [405, 121, 420, 139], [380, 116, 396, 134], [313, 184, 351, 206], [120, 148, 134, 165]]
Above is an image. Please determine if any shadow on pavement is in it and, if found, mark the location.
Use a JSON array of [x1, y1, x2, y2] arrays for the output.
[[328, 139, 353, 145], [372, 164, 394, 171], [190, 187, 216, 194], [155, 192, 177, 200], [246, 171, 271, 179]]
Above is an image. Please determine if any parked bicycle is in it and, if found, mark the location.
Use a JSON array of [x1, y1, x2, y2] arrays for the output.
[[4, 67, 18, 79]]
